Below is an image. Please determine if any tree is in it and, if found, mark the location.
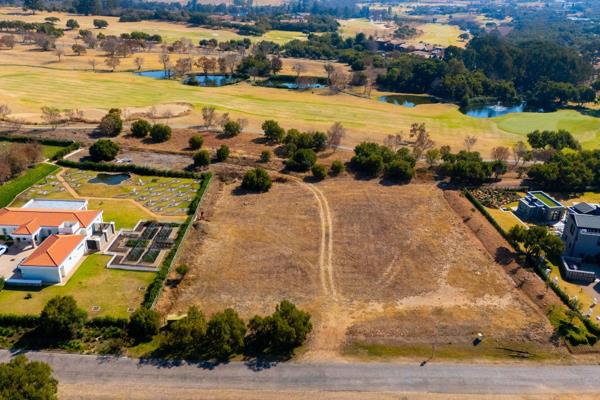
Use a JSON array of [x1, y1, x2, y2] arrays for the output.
[[88, 58, 97, 72], [41, 106, 61, 130], [72, 44, 86, 55], [383, 134, 403, 151], [0, 104, 10, 120], [66, 19, 79, 30], [245, 300, 312, 355], [262, 120, 285, 143], [286, 148, 317, 171], [130, 119, 151, 138], [0, 35, 16, 49], [508, 225, 565, 261], [327, 122, 345, 151], [330, 160, 344, 175], [158, 50, 170, 77], [384, 159, 414, 182], [98, 109, 122, 137], [54, 47, 64, 62], [512, 141, 528, 167], [490, 159, 508, 179], [216, 145, 230, 162], [193, 150, 211, 167], [324, 63, 335, 84], [128, 308, 160, 342], [205, 308, 246, 359], [410, 123, 434, 159], [134, 57, 144, 71], [491, 146, 510, 162], [89, 139, 119, 161], [23, 0, 44, 13], [104, 56, 120, 72], [150, 124, 171, 143], [188, 135, 204, 150], [425, 148, 441, 167], [0, 355, 57, 400], [93, 19, 108, 29], [202, 106, 216, 128], [241, 168, 272, 192], [223, 120, 241, 137], [292, 62, 306, 80], [311, 164, 327, 180], [464, 135, 477, 151], [270, 56, 282, 75], [173, 57, 193, 78], [160, 306, 207, 358], [260, 150, 271, 163], [39, 296, 87, 340]]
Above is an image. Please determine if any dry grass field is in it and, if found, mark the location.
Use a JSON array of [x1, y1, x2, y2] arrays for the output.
[[157, 176, 556, 361]]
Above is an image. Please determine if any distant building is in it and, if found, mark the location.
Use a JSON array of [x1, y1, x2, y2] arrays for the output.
[[562, 202, 600, 259], [516, 191, 566, 223]]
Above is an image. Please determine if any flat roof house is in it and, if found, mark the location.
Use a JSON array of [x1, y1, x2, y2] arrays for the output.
[[516, 191, 566, 223], [562, 202, 600, 259], [0, 203, 115, 284]]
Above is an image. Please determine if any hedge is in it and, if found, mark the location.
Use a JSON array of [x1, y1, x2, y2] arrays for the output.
[[50, 142, 80, 161], [462, 188, 600, 341], [0, 314, 127, 329], [57, 159, 208, 180], [143, 173, 212, 308], [0, 135, 77, 148]]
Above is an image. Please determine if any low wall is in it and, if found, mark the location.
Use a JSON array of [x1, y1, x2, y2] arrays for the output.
[[560, 256, 596, 283]]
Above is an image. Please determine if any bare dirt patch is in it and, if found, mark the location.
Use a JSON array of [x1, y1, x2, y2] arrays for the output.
[[158, 176, 556, 361]]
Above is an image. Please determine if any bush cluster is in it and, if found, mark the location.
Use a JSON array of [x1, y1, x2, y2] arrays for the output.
[[351, 142, 416, 182], [241, 168, 272, 192], [97, 109, 123, 137]]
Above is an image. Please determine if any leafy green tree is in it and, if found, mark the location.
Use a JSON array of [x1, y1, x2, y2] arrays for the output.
[[216, 145, 230, 162], [241, 168, 272, 192], [384, 159, 414, 182], [0, 355, 57, 400], [527, 130, 580, 151], [508, 225, 565, 260], [425, 148, 441, 167], [66, 19, 79, 30], [150, 124, 172, 143], [188, 135, 204, 150], [260, 150, 271, 163], [128, 308, 160, 342], [262, 120, 285, 143], [93, 19, 108, 29], [39, 296, 87, 340], [311, 164, 327, 180], [330, 160, 344, 175], [89, 139, 119, 162], [130, 119, 151, 138], [98, 109, 122, 137], [160, 306, 207, 358], [23, 0, 44, 13], [193, 150, 211, 167], [223, 120, 241, 137], [286, 148, 317, 172], [205, 308, 246, 359], [245, 300, 312, 355]]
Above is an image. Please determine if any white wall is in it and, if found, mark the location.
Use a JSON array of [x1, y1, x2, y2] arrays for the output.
[[60, 240, 87, 277], [20, 266, 61, 283]]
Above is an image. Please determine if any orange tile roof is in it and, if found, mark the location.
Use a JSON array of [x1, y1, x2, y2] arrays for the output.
[[0, 208, 101, 235], [20, 234, 86, 268]]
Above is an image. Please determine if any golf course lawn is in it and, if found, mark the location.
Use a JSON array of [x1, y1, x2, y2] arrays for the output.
[[1, 65, 600, 151], [0, 254, 154, 318]]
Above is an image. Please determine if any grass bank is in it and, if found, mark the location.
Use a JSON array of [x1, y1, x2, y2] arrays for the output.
[[0, 163, 59, 207]]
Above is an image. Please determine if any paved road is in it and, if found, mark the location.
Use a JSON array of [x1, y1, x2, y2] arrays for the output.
[[1, 350, 600, 395]]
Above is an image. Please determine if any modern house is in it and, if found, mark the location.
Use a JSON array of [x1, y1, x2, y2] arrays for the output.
[[516, 191, 566, 223], [0, 199, 115, 284], [562, 202, 600, 259]]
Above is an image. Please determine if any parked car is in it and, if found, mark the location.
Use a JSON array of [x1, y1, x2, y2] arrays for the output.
[[0, 245, 7, 256]]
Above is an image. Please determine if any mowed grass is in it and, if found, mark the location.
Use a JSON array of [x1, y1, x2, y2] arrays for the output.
[[1, 65, 600, 151], [0, 254, 154, 318], [0, 163, 59, 207], [405, 23, 467, 48], [338, 18, 393, 38]]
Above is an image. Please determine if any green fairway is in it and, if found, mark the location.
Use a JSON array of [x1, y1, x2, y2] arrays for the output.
[[0, 163, 59, 208], [0, 254, 154, 318]]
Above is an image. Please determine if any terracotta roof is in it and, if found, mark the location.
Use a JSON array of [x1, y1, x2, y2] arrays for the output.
[[0, 208, 101, 235], [20, 234, 86, 268]]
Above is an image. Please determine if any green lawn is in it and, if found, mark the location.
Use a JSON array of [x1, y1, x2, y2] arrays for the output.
[[0, 254, 154, 318], [0, 142, 65, 159], [87, 199, 154, 230], [0, 163, 59, 207]]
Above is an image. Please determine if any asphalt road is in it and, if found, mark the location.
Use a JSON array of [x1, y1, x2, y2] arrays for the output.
[[2, 350, 600, 395]]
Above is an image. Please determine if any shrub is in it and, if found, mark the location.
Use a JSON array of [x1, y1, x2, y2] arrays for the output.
[[97, 110, 122, 137], [223, 120, 241, 137], [0, 355, 57, 399], [205, 308, 246, 359], [311, 164, 327, 180], [261, 120, 285, 143], [150, 124, 172, 143], [260, 150, 271, 163], [130, 119, 151, 138], [128, 308, 160, 342], [93, 19, 108, 29], [216, 145, 230, 162], [330, 160, 344, 175], [175, 264, 189, 276], [241, 168, 272, 192], [384, 159, 415, 182], [286, 148, 317, 172], [193, 149, 211, 167], [39, 296, 87, 340], [89, 139, 119, 162], [188, 135, 204, 150]]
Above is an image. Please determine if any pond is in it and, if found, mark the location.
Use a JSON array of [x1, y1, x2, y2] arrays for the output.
[[379, 94, 439, 107], [259, 76, 328, 90], [184, 74, 238, 87], [264, 81, 326, 89], [88, 173, 131, 185], [135, 70, 171, 79], [460, 102, 546, 118]]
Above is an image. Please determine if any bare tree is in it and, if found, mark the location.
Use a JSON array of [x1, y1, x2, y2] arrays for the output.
[[512, 140, 528, 168], [104, 56, 120, 72], [327, 122, 346, 151], [134, 56, 144, 71], [158, 50, 171, 77], [218, 113, 230, 130], [41, 106, 62, 130], [173, 57, 193, 78], [323, 62, 335, 84], [0, 104, 11, 121], [54, 47, 65, 62], [202, 106, 216, 128], [162, 110, 174, 124], [236, 118, 248, 132], [224, 54, 238, 76], [329, 69, 348, 93], [491, 146, 510, 162], [383, 133, 403, 151], [88, 58, 97, 72], [464, 135, 477, 152], [196, 56, 216, 76], [410, 123, 434, 159], [65, 109, 84, 122]]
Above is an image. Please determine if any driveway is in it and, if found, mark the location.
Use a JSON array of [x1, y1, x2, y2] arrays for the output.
[[0, 245, 35, 280]]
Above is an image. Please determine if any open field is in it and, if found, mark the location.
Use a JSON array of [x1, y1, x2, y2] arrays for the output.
[[157, 176, 556, 360], [1, 67, 600, 152], [0, 254, 154, 317], [405, 23, 467, 48], [338, 18, 395, 38]]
